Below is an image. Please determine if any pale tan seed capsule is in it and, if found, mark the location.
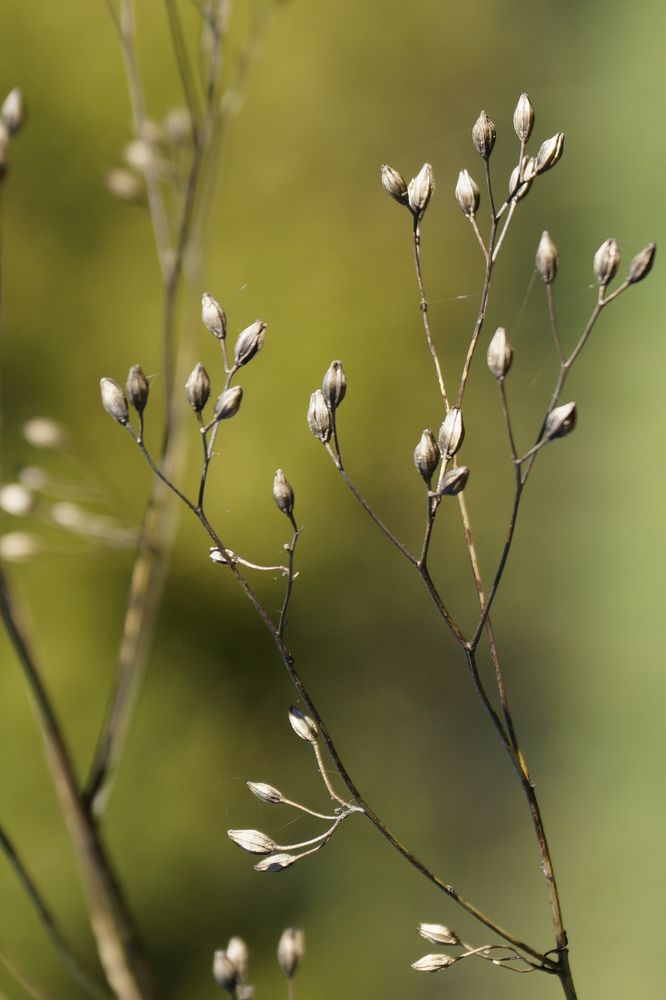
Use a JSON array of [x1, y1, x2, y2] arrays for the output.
[[288, 705, 318, 743], [201, 292, 226, 340], [126, 364, 149, 414], [380, 164, 409, 205], [418, 923, 462, 947], [247, 781, 284, 804], [535, 231, 559, 284], [106, 169, 143, 203], [535, 132, 565, 174], [512, 93, 534, 142], [593, 238, 620, 287], [472, 111, 496, 160], [1, 88, 24, 135], [413, 429, 440, 486], [487, 326, 513, 379], [411, 954, 456, 972], [234, 320, 265, 366], [237, 986, 254, 1000], [438, 407, 464, 458], [0, 531, 40, 563], [0, 483, 33, 516], [163, 107, 192, 145], [544, 401, 577, 440], [454, 170, 480, 217], [272, 469, 294, 517], [213, 950, 239, 992], [254, 853, 297, 873], [226, 938, 249, 981], [627, 242, 656, 284], [100, 378, 129, 425], [213, 386, 243, 422], [23, 418, 66, 449], [508, 161, 533, 201], [227, 829, 277, 855], [322, 360, 346, 410], [438, 466, 469, 496], [307, 389, 332, 443], [277, 929, 305, 979], [185, 363, 210, 412], [124, 139, 156, 172], [407, 163, 434, 218]]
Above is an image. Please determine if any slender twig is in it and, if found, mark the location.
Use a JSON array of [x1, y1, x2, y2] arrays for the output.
[[163, 0, 201, 127], [411, 216, 449, 409], [0, 950, 53, 1000]]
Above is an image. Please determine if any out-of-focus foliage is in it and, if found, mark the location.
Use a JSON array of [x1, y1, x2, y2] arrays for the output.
[[0, 1, 664, 997]]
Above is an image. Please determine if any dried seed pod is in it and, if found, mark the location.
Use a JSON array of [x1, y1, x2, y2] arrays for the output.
[[627, 242, 656, 284], [307, 389, 332, 443], [202, 292, 226, 340], [380, 164, 409, 205], [593, 238, 620, 287], [0, 531, 40, 563], [418, 924, 462, 947], [277, 929, 305, 979], [508, 160, 533, 201], [438, 408, 465, 458], [0, 483, 33, 516], [106, 169, 143, 203], [163, 107, 192, 145], [100, 378, 129, 425], [227, 829, 277, 855], [544, 401, 577, 440], [126, 364, 149, 414], [226, 938, 249, 981], [535, 132, 565, 174], [247, 781, 284, 804], [254, 853, 297, 873], [413, 429, 440, 486], [322, 360, 346, 410], [512, 93, 534, 143], [272, 469, 294, 517], [535, 231, 559, 284], [487, 326, 513, 379], [1, 88, 25, 135], [438, 466, 469, 497], [472, 110, 496, 160], [23, 418, 66, 449], [234, 320, 266, 367], [213, 950, 239, 992], [213, 385, 243, 422], [288, 705, 318, 743], [454, 169, 480, 217], [124, 138, 157, 172], [407, 163, 434, 218], [185, 363, 210, 412], [411, 954, 456, 972]]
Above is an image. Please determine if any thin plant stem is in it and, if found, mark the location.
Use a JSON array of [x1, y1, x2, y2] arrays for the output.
[[0, 950, 53, 1000], [411, 216, 449, 409]]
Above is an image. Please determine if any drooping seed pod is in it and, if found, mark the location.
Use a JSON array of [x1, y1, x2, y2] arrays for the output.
[[487, 326, 513, 379], [407, 163, 434, 219], [472, 110, 496, 160], [185, 362, 211, 412], [100, 378, 129, 425], [535, 231, 559, 284], [411, 954, 456, 972], [288, 705, 318, 743], [247, 781, 284, 804], [438, 408, 465, 458], [438, 465, 469, 497], [202, 292, 226, 340], [322, 360, 347, 410], [126, 364, 149, 414], [226, 938, 249, 982], [544, 401, 577, 440], [234, 320, 266, 367], [227, 829, 277, 855], [307, 389, 332, 443], [213, 386, 243, 422], [418, 924, 462, 947], [627, 242, 656, 284], [213, 951, 239, 993], [593, 238, 620, 287], [454, 169, 480, 217], [413, 429, 440, 486], [380, 164, 409, 205], [1, 88, 24, 135], [277, 929, 305, 979], [512, 93, 534, 143], [535, 132, 565, 174], [272, 469, 294, 517], [254, 853, 297, 873]]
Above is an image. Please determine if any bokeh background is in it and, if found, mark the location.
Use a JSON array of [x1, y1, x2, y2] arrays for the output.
[[1, 1, 664, 997]]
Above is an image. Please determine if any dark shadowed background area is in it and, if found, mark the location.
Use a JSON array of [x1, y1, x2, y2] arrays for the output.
[[0, 1, 664, 997]]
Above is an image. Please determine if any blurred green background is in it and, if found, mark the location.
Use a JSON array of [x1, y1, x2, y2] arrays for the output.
[[0, 1, 664, 997]]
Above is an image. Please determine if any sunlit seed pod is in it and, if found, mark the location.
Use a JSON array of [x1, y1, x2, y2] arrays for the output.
[[535, 230, 559, 284], [126, 364, 149, 414], [185, 363, 211, 413], [124, 138, 157, 172], [438, 465, 469, 497], [234, 320, 266, 367], [407, 163, 434, 218], [227, 829, 277, 855], [593, 238, 620, 287], [438, 407, 465, 458], [627, 242, 656, 284], [306, 389, 332, 444], [22, 417, 66, 450], [544, 401, 577, 440], [1, 88, 25, 135], [535, 132, 565, 174], [508, 161, 532, 202], [254, 853, 297, 873], [471, 110, 496, 160], [100, 378, 129, 425], [213, 385, 243, 422], [18, 466, 48, 490], [201, 292, 226, 340], [0, 483, 33, 517], [272, 469, 295, 517], [454, 169, 480, 217], [512, 93, 534, 143], [105, 169, 143, 203], [380, 164, 409, 205], [411, 954, 456, 972], [247, 781, 284, 804], [163, 107, 192, 145], [288, 705, 318, 743], [277, 928, 305, 979], [417, 923, 462, 947], [487, 326, 513, 379], [226, 938, 249, 981], [322, 360, 347, 410], [413, 429, 440, 486], [213, 950, 239, 993], [0, 531, 40, 563]]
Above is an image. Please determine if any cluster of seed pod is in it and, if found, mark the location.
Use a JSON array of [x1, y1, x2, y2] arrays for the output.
[[411, 922, 535, 976], [306, 360, 347, 446], [213, 928, 305, 996], [106, 106, 194, 204]]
